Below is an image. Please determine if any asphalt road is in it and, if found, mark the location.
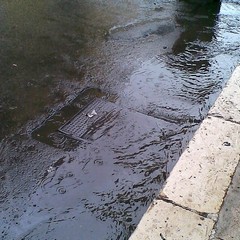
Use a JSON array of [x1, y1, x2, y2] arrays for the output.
[[1, 0, 240, 239]]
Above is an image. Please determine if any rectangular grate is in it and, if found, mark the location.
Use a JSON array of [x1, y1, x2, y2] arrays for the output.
[[59, 98, 121, 141]]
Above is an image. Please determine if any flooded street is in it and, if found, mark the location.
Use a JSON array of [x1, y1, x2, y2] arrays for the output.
[[1, 0, 240, 239]]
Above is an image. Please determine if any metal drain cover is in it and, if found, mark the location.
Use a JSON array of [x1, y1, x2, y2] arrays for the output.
[[59, 98, 121, 141]]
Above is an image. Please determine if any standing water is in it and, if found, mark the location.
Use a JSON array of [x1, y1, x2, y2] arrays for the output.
[[0, 0, 240, 239]]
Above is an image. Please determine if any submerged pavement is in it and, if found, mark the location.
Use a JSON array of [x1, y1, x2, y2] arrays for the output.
[[1, 1, 240, 239], [130, 66, 240, 240]]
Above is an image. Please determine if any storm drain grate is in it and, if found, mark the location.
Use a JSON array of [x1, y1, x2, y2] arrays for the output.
[[59, 98, 121, 141]]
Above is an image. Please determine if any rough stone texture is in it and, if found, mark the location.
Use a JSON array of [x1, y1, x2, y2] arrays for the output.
[[160, 116, 240, 214], [129, 200, 214, 240], [214, 161, 240, 240], [209, 66, 240, 123]]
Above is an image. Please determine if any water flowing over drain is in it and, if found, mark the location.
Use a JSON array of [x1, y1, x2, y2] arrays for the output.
[[59, 99, 121, 141]]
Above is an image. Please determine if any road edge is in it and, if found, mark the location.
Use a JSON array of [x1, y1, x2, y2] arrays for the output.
[[129, 65, 240, 240]]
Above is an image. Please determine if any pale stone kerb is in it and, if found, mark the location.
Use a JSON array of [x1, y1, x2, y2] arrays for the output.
[[209, 65, 240, 123], [129, 67, 240, 240], [129, 200, 214, 240], [159, 116, 240, 214]]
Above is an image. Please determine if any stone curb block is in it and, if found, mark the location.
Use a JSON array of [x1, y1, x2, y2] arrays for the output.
[[129, 200, 214, 240], [129, 66, 240, 239]]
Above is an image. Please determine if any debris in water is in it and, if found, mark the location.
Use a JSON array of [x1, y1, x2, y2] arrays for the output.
[[9, 106, 17, 110], [223, 142, 231, 146], [87, 109, 97, 118], [47, 166, 54, 173]]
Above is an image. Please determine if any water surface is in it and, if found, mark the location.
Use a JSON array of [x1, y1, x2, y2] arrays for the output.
[[0, 0, 240, 239]]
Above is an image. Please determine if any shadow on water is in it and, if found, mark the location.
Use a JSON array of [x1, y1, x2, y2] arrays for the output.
[[172, 1, 221, 54], [172, 0, 221, 60], [164, 1, 223, 110], [118, 0, 225, 128]]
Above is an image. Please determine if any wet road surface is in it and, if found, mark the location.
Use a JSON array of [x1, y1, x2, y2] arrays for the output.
[[1, 0, 240, 239]]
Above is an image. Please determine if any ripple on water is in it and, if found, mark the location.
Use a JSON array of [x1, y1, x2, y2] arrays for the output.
[[1, 1, 240, 240], [57, 186, 67, 194]]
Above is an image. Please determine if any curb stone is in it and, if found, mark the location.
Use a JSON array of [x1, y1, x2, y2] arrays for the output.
[[129, 66, 240, 240]]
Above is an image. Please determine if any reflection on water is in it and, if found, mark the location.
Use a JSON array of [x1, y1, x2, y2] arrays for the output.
[[0, 0, 139, 138], [1, 0, 240, 239], [168, 0, 239, 106], [165, 0, 223, 107], [173, 0, 221, 55], [119, 0, 239, 124], [4, 110, 196, 239]]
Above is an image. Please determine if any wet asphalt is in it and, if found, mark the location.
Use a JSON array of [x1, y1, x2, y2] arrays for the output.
[[1, 0, 240, 239]]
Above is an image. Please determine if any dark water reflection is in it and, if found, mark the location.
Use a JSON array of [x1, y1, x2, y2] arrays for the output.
[[119, 0, 239, 123], [168, 0, 239, 106], [0, 0, 139, 138], [173, 1, 221, 55], [166, 1, 222, 106], [1, 0, 240, 240]]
